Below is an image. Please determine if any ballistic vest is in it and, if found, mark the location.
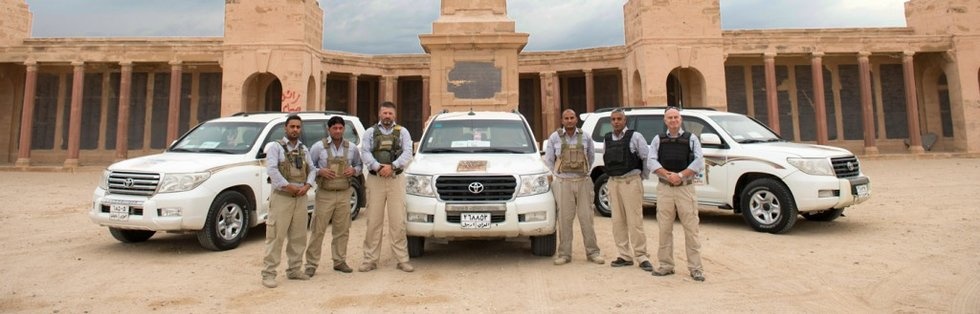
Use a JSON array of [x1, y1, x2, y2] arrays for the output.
[[657, 132, 694, 173], [316, 139, 352, 191], [556, 128, 588, 175], [276, 139, 309, 184], [603, 130, 642, 177], [371, 125, 403, 165]]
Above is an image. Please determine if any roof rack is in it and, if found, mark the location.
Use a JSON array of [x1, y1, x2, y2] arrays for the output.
[[231, 110, 350, 117]]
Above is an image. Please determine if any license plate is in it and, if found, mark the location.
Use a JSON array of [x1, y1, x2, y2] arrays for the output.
[[855, 184, 869, 197], [460, 213, 491, 229], [109, 204, 130, 221]]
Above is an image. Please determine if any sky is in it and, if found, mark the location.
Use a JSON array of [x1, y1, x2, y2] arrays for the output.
[[23, 0, 910, 55]]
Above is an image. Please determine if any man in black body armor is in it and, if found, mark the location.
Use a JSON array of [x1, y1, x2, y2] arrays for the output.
[[261, 114, 316, 288], [603, 108, 654, 272], [649, 107, 706, 282], [544, 109, 604, 266], [358, 101, 415, 273], [304, 116, 362, 276]]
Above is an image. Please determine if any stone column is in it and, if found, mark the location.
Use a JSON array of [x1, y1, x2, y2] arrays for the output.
[[64, 61, 85, 168], [15, 60, 38, 167], [811, 52, 829, 145], [115, 61, 133, 161], [348, 74, 359, 115], [902, 51, 925, 153], [620, 68, 629, 106], [321, 71, 328, 111], [421, 75, 430, 121], [857, 52, 878, 154], [584, 68, 595, 113], [392, 76, 399, 105], [540, 72, 557, 132], [166, 61, 182, 145], [379, 76, 389, 103], [764, 52, 780, 134]]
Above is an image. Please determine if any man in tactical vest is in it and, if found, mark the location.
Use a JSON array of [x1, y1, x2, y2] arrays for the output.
[[304, 116, 363, 277], [544, 109, 604, 266], [603, 108, 654, 272], [359, 101, 415, 273], [262, 114, 316, 288], [649, 107, 706, 282]]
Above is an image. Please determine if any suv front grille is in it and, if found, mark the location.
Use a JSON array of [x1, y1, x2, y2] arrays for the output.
[[107, 171, 161, 196], [436, 176, 517, 201], [831, 156, 861, 178]]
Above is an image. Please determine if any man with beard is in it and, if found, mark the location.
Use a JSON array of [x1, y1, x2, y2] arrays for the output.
[[359, 101, 415, 273], [261, 114, 316, 288]]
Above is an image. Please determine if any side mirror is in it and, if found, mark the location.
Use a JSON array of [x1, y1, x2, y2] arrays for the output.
[[257, 152, 267, 159], [700, 133, 722, 146]]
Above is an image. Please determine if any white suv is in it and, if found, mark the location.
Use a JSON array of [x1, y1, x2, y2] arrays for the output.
[[91, 111, 366, 250], [581, 107, 871, 233], [404, 111, 556, 257]]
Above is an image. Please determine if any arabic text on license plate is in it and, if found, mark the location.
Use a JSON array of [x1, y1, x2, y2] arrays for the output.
[[856, 184, 869, 197], [461, 213, 491, 229], [109, 204, 130, 221]]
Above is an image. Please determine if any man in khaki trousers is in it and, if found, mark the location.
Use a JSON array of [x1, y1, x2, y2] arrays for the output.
[[305, 116, 362, 277], [545, 109, 604, 266], [359, 102, 414, 273], [602, 108, 653, 272], [262, 114, 316, 288]]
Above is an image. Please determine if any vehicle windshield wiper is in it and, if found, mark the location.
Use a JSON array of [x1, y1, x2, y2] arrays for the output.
[[738, 138, 781, 144], [169, 147, 194, 152], [423, 148, 469, 153], [196, 148, 237, 154], [473, 147, 525, 153]]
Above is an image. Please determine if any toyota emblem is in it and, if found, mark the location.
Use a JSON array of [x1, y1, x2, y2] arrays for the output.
[[846, 161, 856, 171], [468, 182, 485, 194], [124, 178, 135, 188]]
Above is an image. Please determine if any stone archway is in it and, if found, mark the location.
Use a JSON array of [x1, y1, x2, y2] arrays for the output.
[[241, 72, 281, 112], [666, 67, 706, 108], [631, 71, 642, 106]]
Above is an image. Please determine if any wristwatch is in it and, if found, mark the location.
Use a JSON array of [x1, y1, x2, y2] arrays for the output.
[[677, 172, 685, 179]]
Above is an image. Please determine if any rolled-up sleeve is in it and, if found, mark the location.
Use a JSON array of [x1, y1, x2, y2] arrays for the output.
[[687, 134, 704, 174], [360, 127, 379, 172], [648, 134, 664, 172], [393, 128, 414, 169], [631, 132, 650, 179], [543, 131, 558, 173], [265, 142, 288, 191]]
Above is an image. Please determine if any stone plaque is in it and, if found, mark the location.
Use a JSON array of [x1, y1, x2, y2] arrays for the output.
[[447, 61, 501, 99]]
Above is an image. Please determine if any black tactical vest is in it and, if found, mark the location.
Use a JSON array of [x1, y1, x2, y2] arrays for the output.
[[657, 132, 693, 173], [603, 130, 642, 177]]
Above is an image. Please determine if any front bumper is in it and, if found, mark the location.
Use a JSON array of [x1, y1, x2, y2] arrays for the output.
[[90, 187, 216, 232], [405, 192, 556, 239], [783, 172, 872, 212]]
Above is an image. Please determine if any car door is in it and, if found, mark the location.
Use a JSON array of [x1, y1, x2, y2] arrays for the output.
[[681, 117, 729, 206]]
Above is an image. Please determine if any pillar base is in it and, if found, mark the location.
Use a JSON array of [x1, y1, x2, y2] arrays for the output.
[[63, 158, 80, 169], [863, 146, 880, 156], [909, 146, 925, 154], [15, 158, 30, 168]]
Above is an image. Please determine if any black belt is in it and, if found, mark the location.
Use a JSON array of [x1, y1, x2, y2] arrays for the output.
[[369, 169, 403, 176], [659, 178, 693, 186]]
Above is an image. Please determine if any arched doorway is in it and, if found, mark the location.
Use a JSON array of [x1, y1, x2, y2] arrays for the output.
[[631, 71, 642, 106], [241, 72, 282, 112], [666, 67, 706, 108], [306, 75, 317, 111]]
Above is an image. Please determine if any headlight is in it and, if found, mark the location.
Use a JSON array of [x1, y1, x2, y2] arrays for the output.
[[99, 170, 110, 190], [786, 158, 835, 176], [517, 173, 550, 196], [406, 174, 435, 197], [157, 172, 211, 193]]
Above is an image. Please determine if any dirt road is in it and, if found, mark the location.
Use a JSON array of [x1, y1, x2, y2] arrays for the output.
[[1, 158, 978, 313]]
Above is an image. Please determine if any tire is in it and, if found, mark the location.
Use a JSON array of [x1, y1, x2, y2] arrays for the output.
[[109, 228, 155, 243], [739, 178, 798, 234], [407, 236, 425, 257], [197, 191, 251, 251], [592, 174, 612, 217], [350, 178, 364, 221], [802, 208, 844, 222], [531, 232, 557, 256]]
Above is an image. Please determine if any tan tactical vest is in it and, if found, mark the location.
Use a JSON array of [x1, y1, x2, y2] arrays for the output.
[[276, 139, 309, 184], [556, 129, 589, 175], [371, 125, 402, 165], [316, 139, 352, 191]]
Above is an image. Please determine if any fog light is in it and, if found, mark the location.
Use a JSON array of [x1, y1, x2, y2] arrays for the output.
[[818, 190, 838, 198], [407, 212, 431, 223], [158, 208, 183, 217], [524, 211, 548, 222]]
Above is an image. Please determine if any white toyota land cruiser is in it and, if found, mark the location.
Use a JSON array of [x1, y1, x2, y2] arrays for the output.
[[581, 107, 871, 234], [404, 111, 557, 257], [90, 111, 366, 250]]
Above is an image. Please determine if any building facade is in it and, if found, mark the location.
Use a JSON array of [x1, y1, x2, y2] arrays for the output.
[[0, 0, 978, 167]]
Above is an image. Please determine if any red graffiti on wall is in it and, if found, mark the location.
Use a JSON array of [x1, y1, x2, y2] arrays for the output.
[[281, 90, 302, 112]]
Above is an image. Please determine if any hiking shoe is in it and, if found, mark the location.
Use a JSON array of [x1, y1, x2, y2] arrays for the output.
[[652, 268, 675, 276], [610, 258, 634, 267], [261, 276, 278, 288], [639, 261, 653, 272], [553, 256, 570, 265], [358, 263, 377, 272], [333, 262, 353, 273], [587, 255, 605, 265], [691, 269, 705, 282], [304, 267, 317, 278], [396, 262, 415, 272], [287, 272, 310, 280]]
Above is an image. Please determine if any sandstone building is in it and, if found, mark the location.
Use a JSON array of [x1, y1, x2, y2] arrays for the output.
[[0, 0, 978, 167]]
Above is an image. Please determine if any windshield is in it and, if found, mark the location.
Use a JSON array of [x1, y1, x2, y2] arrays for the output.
[[420, 119, 536, 154], [170, 121, 265, 154], [709, 115, 782, 144]]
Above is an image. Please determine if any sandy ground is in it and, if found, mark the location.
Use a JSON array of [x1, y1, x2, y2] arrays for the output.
[[0, 158, 979, 313]]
